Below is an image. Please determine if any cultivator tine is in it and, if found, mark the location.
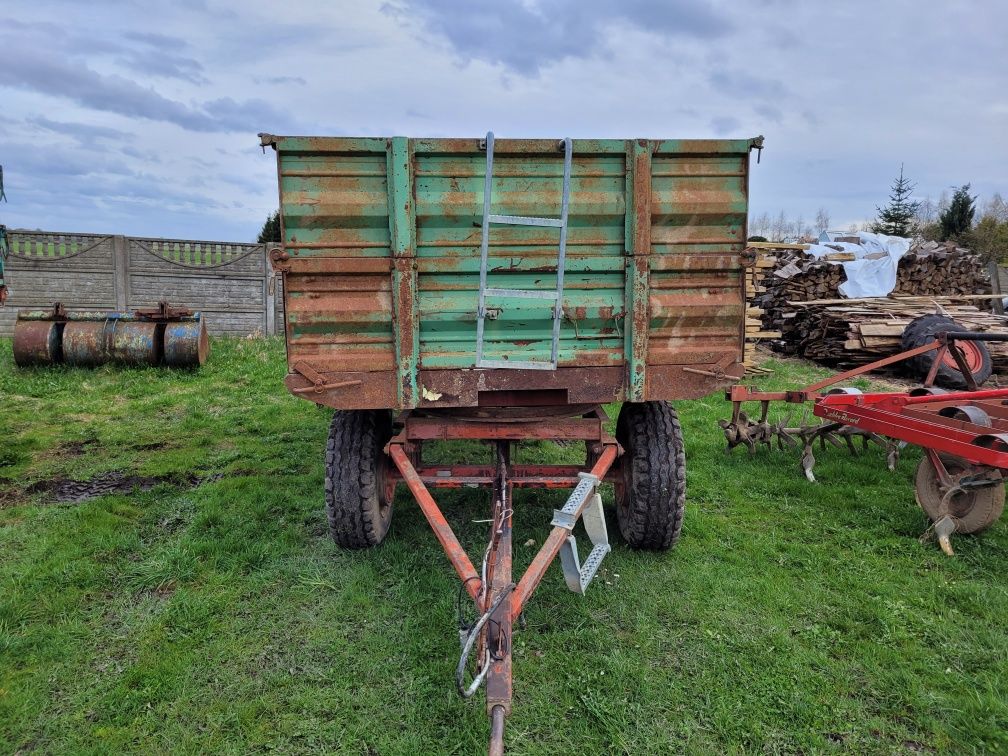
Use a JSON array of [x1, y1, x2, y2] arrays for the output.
[[800, 443, 817, 482], [886, 440, 901, 471], [721, 398, 901, 482], [773, 414, 799, 450]]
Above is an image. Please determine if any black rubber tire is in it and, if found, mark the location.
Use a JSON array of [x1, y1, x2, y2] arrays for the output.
[[324, 409, 394, 548], [614, 401, 686, 551], [901, 314, 992, 390]]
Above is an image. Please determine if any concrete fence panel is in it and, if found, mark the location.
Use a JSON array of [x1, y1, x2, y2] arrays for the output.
[[0, 230, 283, 337]]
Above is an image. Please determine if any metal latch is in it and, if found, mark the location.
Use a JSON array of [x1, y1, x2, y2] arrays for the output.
[[291, 361, 362, 395]]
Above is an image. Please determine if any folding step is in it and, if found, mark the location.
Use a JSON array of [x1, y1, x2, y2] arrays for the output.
[[551, 472, 611, 595]]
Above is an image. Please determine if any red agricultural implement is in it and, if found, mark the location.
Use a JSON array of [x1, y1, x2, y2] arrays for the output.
[[722, 323, 1008, 555]]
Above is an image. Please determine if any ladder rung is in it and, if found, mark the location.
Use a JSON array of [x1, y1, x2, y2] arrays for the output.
[[483, 287, 558, 300], [477, 358, 558, 371], [488, 214, 563, 228]]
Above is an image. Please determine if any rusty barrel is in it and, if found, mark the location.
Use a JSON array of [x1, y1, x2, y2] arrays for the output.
[[12, 320, 63, 366], [164, 317, 209, 368], [12, 306, 209, 368], [63, 320, 162, 366]]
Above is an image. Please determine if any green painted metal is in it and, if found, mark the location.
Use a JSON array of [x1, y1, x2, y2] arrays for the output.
[[266, 133, 760, 409], [387, 137, 419, 407], [624, 140, 651, 402]]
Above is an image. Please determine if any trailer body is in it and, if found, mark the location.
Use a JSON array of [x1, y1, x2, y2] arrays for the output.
[[261, 133, 762, 410]]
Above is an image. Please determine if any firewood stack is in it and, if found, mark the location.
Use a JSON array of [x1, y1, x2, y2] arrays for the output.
[[784, 300, 1008, 372], [748, 240, 1004, 372]]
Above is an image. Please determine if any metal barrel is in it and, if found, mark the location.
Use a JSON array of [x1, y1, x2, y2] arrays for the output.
[[62, 322, 110, 366], [108, 321, 162, 366], [62, 320, 161, 366], [12, 320, 63, 366], [13, 305, 209, 369], [163, 315, 209, 368]]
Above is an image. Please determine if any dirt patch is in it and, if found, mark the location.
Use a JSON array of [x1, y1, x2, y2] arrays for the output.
[[60, 438, 101, 457], [25, 471, 225, 504]]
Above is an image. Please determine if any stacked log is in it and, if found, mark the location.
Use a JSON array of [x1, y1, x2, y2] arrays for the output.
[[786, 299, 1008, 373], [742, 252, 776, 374], [749, 240, 1005, 372]]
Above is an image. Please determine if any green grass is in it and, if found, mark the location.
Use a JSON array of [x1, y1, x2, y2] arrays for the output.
[[1, 338, 1007, 754]]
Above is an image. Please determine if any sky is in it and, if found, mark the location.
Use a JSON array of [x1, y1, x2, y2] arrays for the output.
[[0, 0, 1005, 241]]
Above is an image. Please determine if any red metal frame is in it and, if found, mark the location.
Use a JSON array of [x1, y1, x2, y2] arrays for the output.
[[384, 406, 622, 753], [726, 335, 988, 407], [814, 388, 1008, 468]]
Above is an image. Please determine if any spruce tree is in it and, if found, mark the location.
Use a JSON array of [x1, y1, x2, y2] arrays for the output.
[[257, 211, 281, 243], [871, 165, 920, 237], [939, 184, 976, 241]]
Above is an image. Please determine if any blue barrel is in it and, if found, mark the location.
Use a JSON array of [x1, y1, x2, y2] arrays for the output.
[[63, 320, 161, 366], [163, 315, 209, 368]]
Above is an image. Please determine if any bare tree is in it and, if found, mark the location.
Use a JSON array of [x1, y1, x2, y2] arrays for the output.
[[814, 208, 830, 235], [980, 192, 1008, 223], [769, 210, 788, 242], [937, 189, 950, 215], [749, 211, 771, 239], [915, 197, 937, 226]]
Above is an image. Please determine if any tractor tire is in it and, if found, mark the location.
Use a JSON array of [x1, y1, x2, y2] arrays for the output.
[[324, 409, 395, 548], [614, 401, 686, 551], [901, 314, 992, 390]]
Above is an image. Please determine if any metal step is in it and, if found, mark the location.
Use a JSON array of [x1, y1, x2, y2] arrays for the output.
[[487, 214, 563, 228], [483, 287, 558, 300], [550, 474, 611, 595]]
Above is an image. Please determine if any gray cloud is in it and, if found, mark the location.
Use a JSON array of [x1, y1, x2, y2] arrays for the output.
[[29, 116, 135, 143], [254, 75, 308, 86], [709, 70, 788, 99], [2, 43, 296, 133], [387, 0, 732, 74], [710, 116, 742, 135]]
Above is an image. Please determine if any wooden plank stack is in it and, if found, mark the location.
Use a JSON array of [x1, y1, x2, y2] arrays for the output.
[[742, 251, 778, 374], [748, 240, 1006, 373]]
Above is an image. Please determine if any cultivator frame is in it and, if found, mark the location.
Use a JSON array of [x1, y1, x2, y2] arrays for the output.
[[725, 329, 1008, 553], [384, 407, 621, 755]]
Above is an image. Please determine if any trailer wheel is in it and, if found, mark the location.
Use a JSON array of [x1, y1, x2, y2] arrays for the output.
[[324, 409, 395, 548], [614, 401, 686, 551], [901, 314, 992, 390], [914, 454, 1005, 534]]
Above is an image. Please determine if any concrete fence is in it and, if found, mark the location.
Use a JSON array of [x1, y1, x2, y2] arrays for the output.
[[0, 230, 283, 337]]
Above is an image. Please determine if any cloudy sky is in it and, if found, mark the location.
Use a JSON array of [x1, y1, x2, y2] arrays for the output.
[[1, 0, 1005, 241]]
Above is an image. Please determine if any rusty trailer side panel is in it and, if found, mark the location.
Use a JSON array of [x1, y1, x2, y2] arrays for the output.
[[262, 134, 762, 410]]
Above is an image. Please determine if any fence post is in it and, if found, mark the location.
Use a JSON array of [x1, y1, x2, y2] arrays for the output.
[[989, 261, 1004, 315], [113, 235, 129, 310], [264, 246, 276, 335]]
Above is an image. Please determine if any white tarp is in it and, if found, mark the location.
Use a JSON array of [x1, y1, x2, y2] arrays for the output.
[[803, 232, 913, 298]]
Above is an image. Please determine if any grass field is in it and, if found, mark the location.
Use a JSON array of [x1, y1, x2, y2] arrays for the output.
[[2, 337, 1007, 754]]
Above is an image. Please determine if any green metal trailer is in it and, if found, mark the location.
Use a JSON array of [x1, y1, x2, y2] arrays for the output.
[[261, 130, 763, 752], [261, 133, 762, 410]]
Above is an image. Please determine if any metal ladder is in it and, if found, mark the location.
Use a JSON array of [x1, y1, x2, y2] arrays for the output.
[[475, 131, 573, 370]]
